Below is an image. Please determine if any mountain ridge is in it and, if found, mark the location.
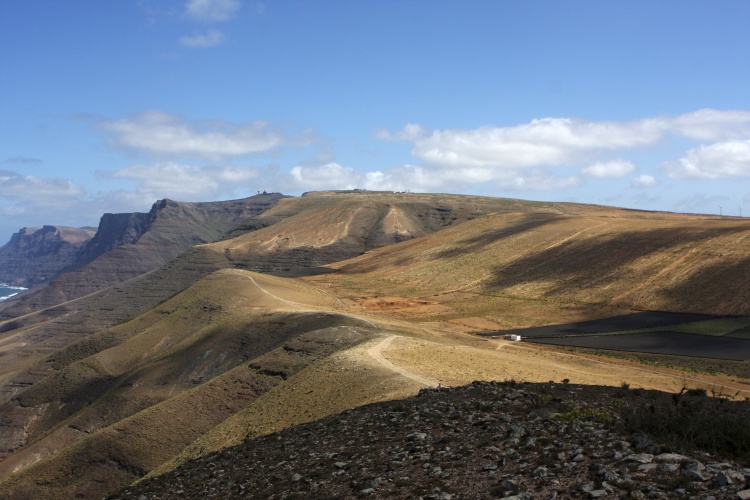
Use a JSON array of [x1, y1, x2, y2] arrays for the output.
[[0, 191, 748, 498]]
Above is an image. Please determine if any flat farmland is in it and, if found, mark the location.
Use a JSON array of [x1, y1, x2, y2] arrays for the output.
[[482, 312, 750, 361], [482, 311, 719, 338], [526, 330, 750, 361]]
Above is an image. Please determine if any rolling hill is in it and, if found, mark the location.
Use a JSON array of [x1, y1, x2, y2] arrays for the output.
[[0, 190, 748, 498]]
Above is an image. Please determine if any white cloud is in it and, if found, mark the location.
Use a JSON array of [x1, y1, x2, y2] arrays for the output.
[[289, 163, 361, 190], [665, 139, 750, 179], [180, 29, 225, 47], [104, 162, 259, 200], [100, 111, 283, 160], [381, 110, 750, 172], [581, 159, 636, 178], [669, 109, 750, 141], [0, 170, 85, 202], [375, 123, 427, 142], [0, 170, 88, 230], [287, 161, 583, 194], [496, 170, 583, 191], [184, 0, 241, 21], [398, 118, 662, 170], [631, 174, 657, 188], [374, 109, 750, 192]]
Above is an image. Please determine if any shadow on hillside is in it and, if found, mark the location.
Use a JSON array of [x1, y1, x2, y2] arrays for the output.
[[659, 255, 750, 315], [435, 213, 562, 259], [485, 225, 749, 300]]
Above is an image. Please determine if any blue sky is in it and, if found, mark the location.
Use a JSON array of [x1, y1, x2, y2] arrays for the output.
[[2, 0, 750, 244]]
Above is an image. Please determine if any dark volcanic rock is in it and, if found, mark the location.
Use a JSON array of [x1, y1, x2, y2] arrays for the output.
[[0, 225, 96, 287], [111, 382, 750, 500]]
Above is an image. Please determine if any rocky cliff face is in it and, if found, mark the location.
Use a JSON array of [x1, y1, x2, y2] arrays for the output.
[[67, 212, 151, 270], [0, 193, 286, 318], [0, 226, 97, 287]]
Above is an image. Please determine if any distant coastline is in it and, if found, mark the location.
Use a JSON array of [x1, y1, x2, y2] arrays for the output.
[[0, 283, 27, 301]]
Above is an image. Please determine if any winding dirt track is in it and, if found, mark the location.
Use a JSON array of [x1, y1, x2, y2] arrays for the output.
[[366, 335, 439, 388], [243, 270, 750, 397]]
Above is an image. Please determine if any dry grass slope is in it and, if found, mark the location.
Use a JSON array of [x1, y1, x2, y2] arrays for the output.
[[0, 192, 748, 499]]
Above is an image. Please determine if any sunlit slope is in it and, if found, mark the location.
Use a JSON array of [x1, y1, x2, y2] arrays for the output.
[[202, 190, 567, 272], [0, 269, 375, 498], [0, 246, 233, 396], [0, 269, 345, 456], [313, 211, 750, 325], [0, 190, 554, 383]]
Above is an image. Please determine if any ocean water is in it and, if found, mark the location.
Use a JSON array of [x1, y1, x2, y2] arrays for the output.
[[0, 284, 26, 302]]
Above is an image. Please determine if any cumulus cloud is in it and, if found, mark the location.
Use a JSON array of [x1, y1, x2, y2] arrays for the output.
[[0, 170, 85, 202], [393, 118, 662, 170], [375, 123, 427, 142], [631, 174, 657, 188], [287, 162, 582, 194], [665, 139, 750, 179], [669, 109, 750, 141], [373, 109, 750, 191], [184, 0, 241, 21], [498, 171, 583, 191], [581, 159, 636, 178], [0, 170, 88, 232], [103, 162, 259, 200], [180, 29, 224, 47], [100, 111, 283, 160], [289, 163, 361, 190]]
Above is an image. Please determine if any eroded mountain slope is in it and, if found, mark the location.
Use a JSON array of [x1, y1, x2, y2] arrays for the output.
[[0, 269, 377, 499], [1, 192, 749, 499], [310, 210, 750, 330], [1, 193, 285, 319]]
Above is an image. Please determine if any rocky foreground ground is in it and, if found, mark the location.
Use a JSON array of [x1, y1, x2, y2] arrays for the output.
[[112, 381, 750, 499]]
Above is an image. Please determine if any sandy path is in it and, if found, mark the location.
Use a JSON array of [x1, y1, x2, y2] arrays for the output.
[[366, 335, 439, 388], [245, 275, 312, 309]]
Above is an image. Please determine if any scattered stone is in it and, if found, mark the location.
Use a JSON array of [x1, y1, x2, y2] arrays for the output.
[[637, 463, 658, 472], [107, 381, 750, 500], [659, 463, 680, 473], [624, 453, 654, 464], [505, 479, 519, 492], [655, 453, 689, 463], [683, 468, 711, 482]]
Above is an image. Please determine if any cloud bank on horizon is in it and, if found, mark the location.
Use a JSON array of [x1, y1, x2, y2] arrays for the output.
[[1, 0, 749, 242]]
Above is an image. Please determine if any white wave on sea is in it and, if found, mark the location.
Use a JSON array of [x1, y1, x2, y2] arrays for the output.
[[0, 284, 27, 301]]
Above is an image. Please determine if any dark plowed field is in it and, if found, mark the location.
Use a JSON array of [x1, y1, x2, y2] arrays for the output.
[[526, 331, 750, 361], [482, 311, 718, 338]]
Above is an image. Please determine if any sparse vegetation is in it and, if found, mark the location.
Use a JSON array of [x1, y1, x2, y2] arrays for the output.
[[1, 191, 749, 498], [618, 386, 750, 463]]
